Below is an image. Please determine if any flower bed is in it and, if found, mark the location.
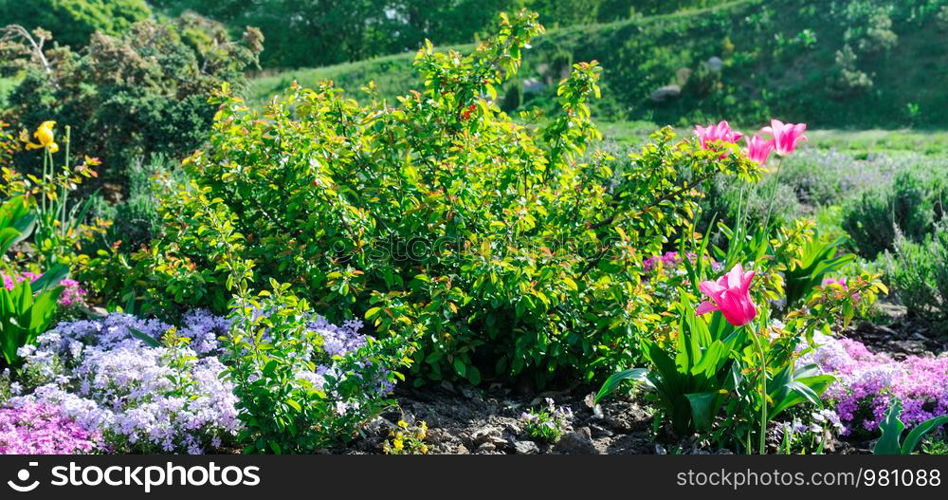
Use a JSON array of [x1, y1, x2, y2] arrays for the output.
[[802, 333, 948, 435], [0, 401, 102, 454]]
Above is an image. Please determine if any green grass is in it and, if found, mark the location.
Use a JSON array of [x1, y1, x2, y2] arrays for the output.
[[247, 50, 434, 105], [0, 76, 19, 109], [248, 0, 948, 129]]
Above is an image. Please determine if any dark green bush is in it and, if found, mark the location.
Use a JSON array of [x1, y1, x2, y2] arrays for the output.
[[3, 13, 262, 190], [90, 155, 178, 253], [98, 11, 760, 388], [699, 171, 803, 234], [884, 222, 948, 325], [841, 169, 942, 259], [500, 80, 523, 112]]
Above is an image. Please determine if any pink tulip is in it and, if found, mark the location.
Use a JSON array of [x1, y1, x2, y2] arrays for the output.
[[743, 134, 774, 165], [821, 278, 848, 290], [694, 121, 743, 150], [696, 263, 757, 327], [760, 119, 807, 156]]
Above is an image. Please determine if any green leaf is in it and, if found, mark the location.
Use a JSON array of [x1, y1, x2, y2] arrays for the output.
[[685, 392, 721, 431], [874, 398, 905, 456], [31, 264, 69, 293], [128, 327, 162, 348], [453, 357, 466, 377], [901, 415, 948, 455], [595, 367, 649, 403], [466, 365, 481, 385]]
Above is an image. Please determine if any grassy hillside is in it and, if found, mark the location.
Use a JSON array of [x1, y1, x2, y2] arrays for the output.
[[248, 0, 948, 128]]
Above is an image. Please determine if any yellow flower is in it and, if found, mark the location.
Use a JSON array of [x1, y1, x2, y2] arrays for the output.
[[392, 439, 404, 451], [22, 121, 59, 153]]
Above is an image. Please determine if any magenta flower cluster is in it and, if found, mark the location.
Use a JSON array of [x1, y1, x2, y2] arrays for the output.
[[1, 271, 87, 307], [694, 119, 807, 166], [642, 251, 723, 273], [800, 333, 948, 434], [0, 401, 102, 454]]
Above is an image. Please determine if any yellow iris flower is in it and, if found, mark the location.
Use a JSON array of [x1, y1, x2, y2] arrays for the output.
[[21, 121, 60, 153]]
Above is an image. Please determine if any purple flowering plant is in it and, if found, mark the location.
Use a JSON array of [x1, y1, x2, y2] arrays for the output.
[[520, 398, 573, 444], [8, 311, 239, 454], [777, 408, 845, 454], [223, 282, 407, 454], [0, 401, 102, 454], [800, 333, 948, 436]]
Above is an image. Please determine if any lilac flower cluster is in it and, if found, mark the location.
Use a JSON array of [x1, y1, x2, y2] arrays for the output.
[[0, 401, 102, 454], [800, 333, 948, 434], [642, 251, 723, 273], [308, 317, 368, 357], [8, 311, 239, 454], [296, 315, 394, 404], [1, 271, 87, 307]]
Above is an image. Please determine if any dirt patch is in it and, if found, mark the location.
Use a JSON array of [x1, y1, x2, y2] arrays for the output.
[[345, 384, 662, 455], [344, 383, 751, 455], [848, 316, 947, 359]]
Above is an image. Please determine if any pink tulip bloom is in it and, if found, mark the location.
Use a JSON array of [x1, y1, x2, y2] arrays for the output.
[[761, 119, 807, 156], [743, 134, 774, 165], [694, 121, 743, 150], [696, 263, 757, 327], [821, 278, 848, 290]]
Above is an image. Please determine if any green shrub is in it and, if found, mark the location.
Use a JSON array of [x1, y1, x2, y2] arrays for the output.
[[224, 283, 405, 454], [884, 222, 948, 325], [91, 155, 177, 253], [500, 80, 523, 112], [3, 13, 262, 189], [109, 11, 761, 387], [700, 171, 803, 235], [841, 170, 942, 259], [0, 0, 151, 49]]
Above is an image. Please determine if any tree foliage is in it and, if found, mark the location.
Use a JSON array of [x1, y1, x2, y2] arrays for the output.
[[0, 0, 151, 49]]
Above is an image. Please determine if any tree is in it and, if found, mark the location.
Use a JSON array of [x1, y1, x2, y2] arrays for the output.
[[0, 0, 151, 49]]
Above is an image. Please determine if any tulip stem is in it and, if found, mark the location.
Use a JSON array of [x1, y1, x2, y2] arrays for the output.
[[754, 332, 768, 455]]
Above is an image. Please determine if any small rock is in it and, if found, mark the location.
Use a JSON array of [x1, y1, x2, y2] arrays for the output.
[[589, 424, 613, 438], [514, 440, 540, 455], [707, 56, 724, 72], [655, 444, 667, 455], [471, 425, 506, 446], [649, 85, 681, 102], [456, 444, 470, 455], [503, 421, 522, 434], [592, 404, 604, 420], [477, 442, 497, 453], [460, 386, 478, 400], [365, 417, 393, 435], [522, 78, 548, 94], [553, 427, 599, 455]]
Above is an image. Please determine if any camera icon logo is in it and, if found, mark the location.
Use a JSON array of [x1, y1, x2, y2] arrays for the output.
[[7, 462, 40, 493]]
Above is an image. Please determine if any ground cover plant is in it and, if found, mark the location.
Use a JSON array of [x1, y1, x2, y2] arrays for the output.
[[0, 5, 945, 457]]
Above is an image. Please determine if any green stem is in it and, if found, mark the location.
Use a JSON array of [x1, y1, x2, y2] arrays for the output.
[[755, 332, 768, 455]]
